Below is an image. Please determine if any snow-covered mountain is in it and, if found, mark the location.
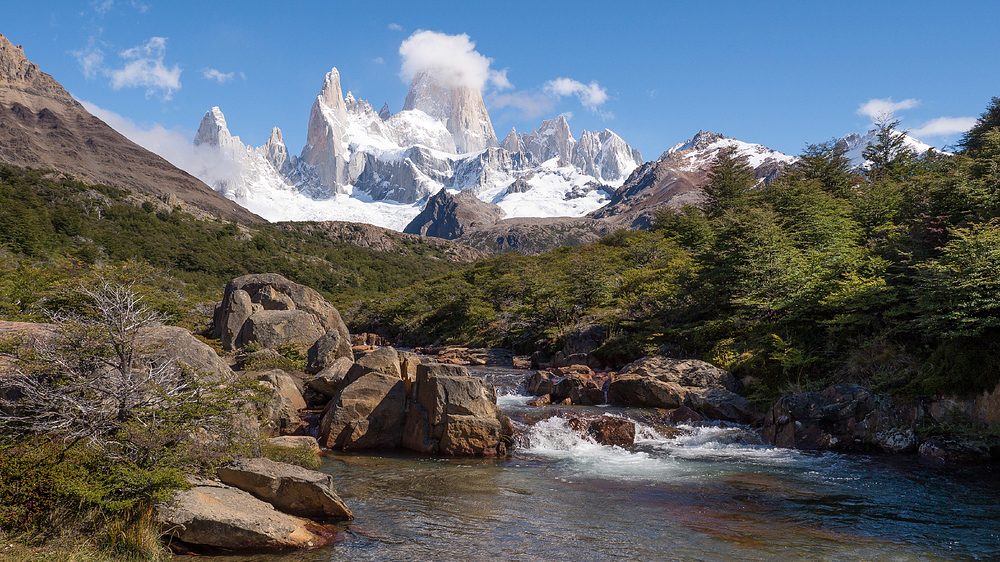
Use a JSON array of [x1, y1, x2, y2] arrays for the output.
[[192, 67, 643, 229], [663, 130, 796, 182], [836, 129, 942, 170]]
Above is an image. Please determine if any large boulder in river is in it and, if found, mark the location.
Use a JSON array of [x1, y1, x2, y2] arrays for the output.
[[213, 274, 353, 362], [156, 479, 335, 551], [217, 458, 353, 520], [403, 363, 512, 456], [607, 356, 754, 423], [318, 371, 407, 450], [761, 384, 914, 453]]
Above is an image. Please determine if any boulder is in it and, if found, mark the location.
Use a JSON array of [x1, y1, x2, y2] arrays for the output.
[[140, 325, 235, 384], [156, 480, 335, 551], [607, 356, 754, 423], [217, 458, 353, 520], [402, 363, 511, 456], [668, 405, 704, 424], [318, 372, 407, 450], [258, 370, 306, 411], [307, 356, 355, 399], [587, 417, 635, 447], [306, 329, 353, 374], [267, 436, 321, 456], [256, 379, 301, 437], [213, 274, 353, 358], [237, 310, 325, 350], [760, 384, 903, 452], [563, 324, 606, 356], [347, 346, 401, 380]]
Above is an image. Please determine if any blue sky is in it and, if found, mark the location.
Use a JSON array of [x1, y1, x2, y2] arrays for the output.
[[5, 0, 999, 163]]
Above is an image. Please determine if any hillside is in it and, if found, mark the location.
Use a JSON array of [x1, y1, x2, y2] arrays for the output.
[[0, 33, 261, 223]]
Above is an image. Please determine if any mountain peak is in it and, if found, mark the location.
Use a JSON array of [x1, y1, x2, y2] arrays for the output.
[[401, 70, 498, 153], [194, 106, 233, 147], [319, 68, 346, 109], [0, 33, 64, 97]]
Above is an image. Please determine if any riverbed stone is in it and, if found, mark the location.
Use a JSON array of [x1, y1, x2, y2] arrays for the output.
[[607, 356, 754, 423], [156, 480, 333, 551], [761, 384, 902, 452], [587, 417, 635, 447], [217, 458, 353, 520]]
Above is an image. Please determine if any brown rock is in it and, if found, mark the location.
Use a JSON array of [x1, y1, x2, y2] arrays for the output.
[[668, 405, 704, 424], [319, 372, 406, 450], [237, 310, 325, 350], [156, 481, 331, 551], [528, 394, 551, 407], [306, 329, 353, 374], [587, 417, 636, 447], [217, 458, 352, 520]]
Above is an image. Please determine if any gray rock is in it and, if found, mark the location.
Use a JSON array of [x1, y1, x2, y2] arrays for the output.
[[306, 329, 353, 374], [217, 458, 352, 520], [140, 325, 235, 384], [307, 356, 355, 398], [236, 309, 325, 350]]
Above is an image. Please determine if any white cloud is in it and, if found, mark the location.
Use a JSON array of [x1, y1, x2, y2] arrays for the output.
[[856, 97, 920, 120], [543, 77, 609, 111], [202, 68, 235, 84], [399, 30, 498, 91], [487, 91, 556, 119], [388, 23, 403, 31], [93, 0, 114, 14], [910, 116, 977, 138], [108, 37, 181, 100], [80, 100, 242, 187], [373, 56, 385, 64], [489, 68, 513, 91], [71, 41, 105, 79]]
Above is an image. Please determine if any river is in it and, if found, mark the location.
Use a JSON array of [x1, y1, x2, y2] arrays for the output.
[[193, 367, 1000, 561]]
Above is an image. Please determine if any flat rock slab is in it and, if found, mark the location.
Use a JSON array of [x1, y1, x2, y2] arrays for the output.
[[157, 481, 334, 551], [217, 458, 353, 520]]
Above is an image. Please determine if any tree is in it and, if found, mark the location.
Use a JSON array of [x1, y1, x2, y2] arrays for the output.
[[1, 273, 201, 458], [863, 117, 917, 181], [704, 145, 757, 218], [788, 140, 858, 197], [958, 96, 1000, 156]]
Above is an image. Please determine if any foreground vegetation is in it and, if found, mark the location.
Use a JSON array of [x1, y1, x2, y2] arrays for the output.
[[356, 99, 1000, 405]]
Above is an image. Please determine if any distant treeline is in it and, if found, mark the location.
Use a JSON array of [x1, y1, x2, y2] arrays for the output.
[[355, 99, 1000, 404]]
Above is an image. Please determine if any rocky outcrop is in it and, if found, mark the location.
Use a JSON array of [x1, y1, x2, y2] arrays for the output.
[[606, 356, 755, 423], [318, 371, 407, 450], [523, 115, 576, 165], [212, 274, 353, 361], [403, 188, 505, 240], [458, 216, 619, 255], [0, 34, 262, 223], [403, 363, 511, 456], [760, 384, 915, 453], [217, 458, 353, 520], [572, 129, 643, 181], [156, 479, 336, 551], [526, 366, 610, 406]]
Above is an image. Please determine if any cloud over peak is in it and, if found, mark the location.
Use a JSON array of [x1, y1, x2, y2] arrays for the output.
[[398, 30, 508, 92]]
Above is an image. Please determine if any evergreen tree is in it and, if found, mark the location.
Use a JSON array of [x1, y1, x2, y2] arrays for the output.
[[958, 96, 1000, 156], [704, 145, 757, 218], [863, 117, 916, 181], [788, 140, 857, 197]]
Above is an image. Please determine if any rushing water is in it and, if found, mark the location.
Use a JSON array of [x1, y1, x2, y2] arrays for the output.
[[192, 367, 1000, 562]]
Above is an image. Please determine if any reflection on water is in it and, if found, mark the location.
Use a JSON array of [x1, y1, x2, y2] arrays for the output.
[[181, 367, 1000, 562]]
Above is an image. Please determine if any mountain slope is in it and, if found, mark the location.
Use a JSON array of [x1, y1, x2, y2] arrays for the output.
[[0, 33, 261, 223]]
